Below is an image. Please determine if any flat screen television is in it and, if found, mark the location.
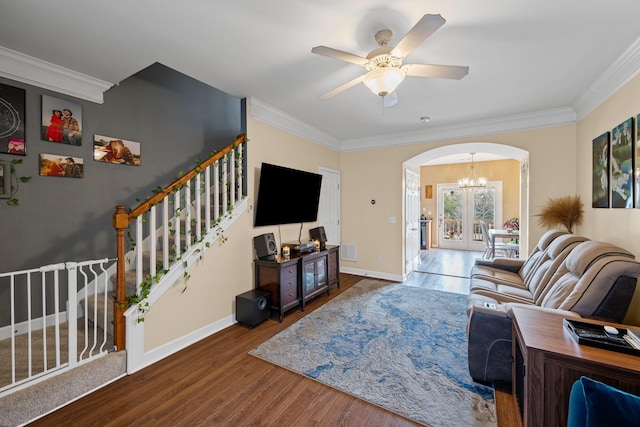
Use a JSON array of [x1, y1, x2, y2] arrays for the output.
[[254, 163, 322, 227]]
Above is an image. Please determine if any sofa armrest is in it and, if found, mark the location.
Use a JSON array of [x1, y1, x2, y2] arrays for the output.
[[503, 303, 583, 319], [474, 257, 524, 274], [467, 301, 514, 383]]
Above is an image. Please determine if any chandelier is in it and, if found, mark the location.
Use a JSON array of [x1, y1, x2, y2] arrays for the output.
[[458, 153, 487, 189]]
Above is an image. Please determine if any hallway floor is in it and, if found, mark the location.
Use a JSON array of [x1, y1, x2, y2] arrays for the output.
[[404, 248, 484, 295]]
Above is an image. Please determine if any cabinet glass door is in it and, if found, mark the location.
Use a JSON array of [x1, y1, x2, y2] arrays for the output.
[[304, 262, 315, 292], [316, 258, 327, 287]]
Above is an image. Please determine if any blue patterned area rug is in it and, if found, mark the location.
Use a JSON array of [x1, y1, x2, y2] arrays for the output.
[[249, 279, 497, 426]]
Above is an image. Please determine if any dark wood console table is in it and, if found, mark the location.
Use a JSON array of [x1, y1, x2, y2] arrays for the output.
[[511, 307, 640, 427], [254, 245, 339, 321]]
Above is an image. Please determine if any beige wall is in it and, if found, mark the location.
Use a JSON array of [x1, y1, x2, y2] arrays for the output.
[[146, 72, 640, 348], [145, 103, 341, 350], [576, 73, 640, 324], [340, 125, 577, 277], [420, 159, 520, 246]]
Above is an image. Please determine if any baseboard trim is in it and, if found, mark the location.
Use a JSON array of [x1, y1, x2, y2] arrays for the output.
[[340, 267, 404, 283], [130, 315, 235, 374]]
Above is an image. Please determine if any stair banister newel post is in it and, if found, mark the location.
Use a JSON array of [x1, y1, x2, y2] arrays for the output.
[[112, 205, 130, 351]]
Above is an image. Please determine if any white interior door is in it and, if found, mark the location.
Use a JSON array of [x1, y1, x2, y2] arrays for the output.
[[437, 182, 503, 250], [405, 169, 421, 275], [318, 167, 340, 245]]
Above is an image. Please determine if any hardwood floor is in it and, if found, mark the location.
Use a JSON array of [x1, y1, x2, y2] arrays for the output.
[[31, 249, 521, 426]]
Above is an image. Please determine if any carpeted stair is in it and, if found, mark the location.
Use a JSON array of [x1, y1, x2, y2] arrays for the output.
[[0, 350, 126, 426]]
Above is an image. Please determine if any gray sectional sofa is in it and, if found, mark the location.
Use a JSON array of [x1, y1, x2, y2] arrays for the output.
[[466, 230, 640, 383]]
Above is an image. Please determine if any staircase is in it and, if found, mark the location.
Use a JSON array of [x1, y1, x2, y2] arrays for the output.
[[0, 135, 248, 425]]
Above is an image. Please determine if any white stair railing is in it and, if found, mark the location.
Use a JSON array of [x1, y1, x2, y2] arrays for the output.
[[112, 135, 247, 353]]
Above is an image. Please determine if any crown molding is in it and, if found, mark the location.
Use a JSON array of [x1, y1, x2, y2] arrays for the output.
[[340, 107, 577, 152], [0, 45, 112, 103], [573, 35, 640, 120], [249, 97, 341, 151], [251, 35, 640, 153]]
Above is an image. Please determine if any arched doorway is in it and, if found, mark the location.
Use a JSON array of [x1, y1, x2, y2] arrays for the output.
[[403, 142, 529, 265]]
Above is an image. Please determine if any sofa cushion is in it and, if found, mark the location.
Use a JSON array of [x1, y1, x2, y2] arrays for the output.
[[469, 234, 586, 304], [470, 230, 566, 287], [538, 241, 638, 311]]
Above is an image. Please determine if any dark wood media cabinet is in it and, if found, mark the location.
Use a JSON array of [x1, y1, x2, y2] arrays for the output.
[[254, 245, 340, 321]]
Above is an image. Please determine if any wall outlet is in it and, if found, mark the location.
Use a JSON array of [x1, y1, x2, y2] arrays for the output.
[[389, 216, 396, 224], [377, 255, 382, 263]]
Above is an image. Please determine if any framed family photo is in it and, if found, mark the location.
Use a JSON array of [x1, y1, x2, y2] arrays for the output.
[[0, 83, 26, 155], [39, 153, 84, 178], [41, 95, 83, 146], [591, 132, 610, 208], [93, 134, 141, 166]]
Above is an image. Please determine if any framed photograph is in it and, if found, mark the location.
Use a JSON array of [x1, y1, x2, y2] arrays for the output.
[[93, 134, 141, 166], [39, 153, 84, 178], [41, 95, 83, 146], [611, 117, 634, 208], [592, 132, 610, 208], [425, 185, 433, 199], [0, 160, 10, 198], [0, 83, 26, 155]]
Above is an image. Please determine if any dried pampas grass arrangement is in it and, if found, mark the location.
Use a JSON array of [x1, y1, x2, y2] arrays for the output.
[[536, 195, 584, 233]]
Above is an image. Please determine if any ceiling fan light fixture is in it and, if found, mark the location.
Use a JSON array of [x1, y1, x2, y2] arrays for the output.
[[363, 67, 405, 97]]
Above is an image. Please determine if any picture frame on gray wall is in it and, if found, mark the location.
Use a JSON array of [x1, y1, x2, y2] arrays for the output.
[[0, 160, 10, 197], [93, 134, 141, 166], [0, 83, 26, 156], [41, 95, 83, 146], [39, 153, 84, 178]]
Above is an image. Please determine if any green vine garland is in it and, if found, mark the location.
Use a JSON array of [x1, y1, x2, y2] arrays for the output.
[[5, 158, 32, 207], [123, 148, 243, 322]]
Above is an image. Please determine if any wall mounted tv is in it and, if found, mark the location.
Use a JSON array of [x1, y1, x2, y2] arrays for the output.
[[254, 162, 323, 227]]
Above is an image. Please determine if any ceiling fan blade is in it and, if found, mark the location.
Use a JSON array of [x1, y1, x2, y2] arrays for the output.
[[391, 14, 446, 59], [311, 46, 369, 65], [319, 74, 366, 100], [402, 64, 469, 80], [383, 91, 398, 108]]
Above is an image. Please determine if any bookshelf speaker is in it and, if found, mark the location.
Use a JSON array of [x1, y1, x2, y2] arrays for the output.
[[309, 226, 327, 243], [254, 233, 277, 260]]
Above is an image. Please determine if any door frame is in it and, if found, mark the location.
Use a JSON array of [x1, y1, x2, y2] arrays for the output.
[[404, 169, 421, 276], [317, 167, 341, 246]]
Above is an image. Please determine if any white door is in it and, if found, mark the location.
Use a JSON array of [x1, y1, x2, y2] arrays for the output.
[[405, 169, 421, 275], [437, 182, 503, 250], [318, 167, 340, 245]]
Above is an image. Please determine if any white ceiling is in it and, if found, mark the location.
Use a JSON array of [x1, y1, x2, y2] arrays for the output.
[[2, 1, 640, 156]]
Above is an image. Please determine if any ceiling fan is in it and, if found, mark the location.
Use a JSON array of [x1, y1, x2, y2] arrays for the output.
[[311, 14, 469, 106]]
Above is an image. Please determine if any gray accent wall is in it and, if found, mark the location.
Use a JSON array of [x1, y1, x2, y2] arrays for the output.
[[0, 63, 244, 324]]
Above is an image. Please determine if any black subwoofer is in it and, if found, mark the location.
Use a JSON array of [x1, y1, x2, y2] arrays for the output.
[[236, 290, 271, 326], [254, 233, 277, 260]]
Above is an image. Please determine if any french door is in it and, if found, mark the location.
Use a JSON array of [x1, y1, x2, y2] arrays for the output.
[[437, 182, 503, 250]]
